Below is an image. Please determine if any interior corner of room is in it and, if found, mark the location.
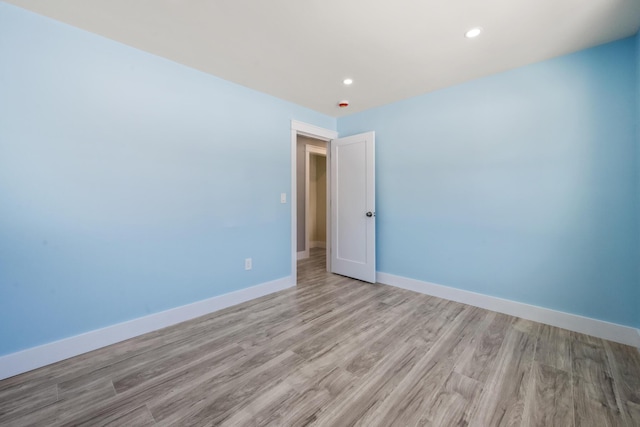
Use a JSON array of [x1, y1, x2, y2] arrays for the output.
[[1, 0, 640, 386]]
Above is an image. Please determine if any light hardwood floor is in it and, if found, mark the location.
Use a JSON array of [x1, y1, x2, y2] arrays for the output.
[[1, 248, 639, 426]]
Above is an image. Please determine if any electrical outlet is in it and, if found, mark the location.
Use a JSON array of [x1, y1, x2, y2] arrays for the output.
[[245, 258, 252, 270], [280, 193, 287, 203]]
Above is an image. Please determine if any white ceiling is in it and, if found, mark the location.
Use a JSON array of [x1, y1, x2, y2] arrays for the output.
[[6, 0, 640, 117]]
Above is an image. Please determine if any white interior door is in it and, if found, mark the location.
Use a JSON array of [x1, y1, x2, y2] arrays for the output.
[[330, 131, 376, 283]]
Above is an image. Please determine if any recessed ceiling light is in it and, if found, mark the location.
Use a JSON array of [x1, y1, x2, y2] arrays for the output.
[[343, 78, 353, 85], [465, 27, 482, 38]]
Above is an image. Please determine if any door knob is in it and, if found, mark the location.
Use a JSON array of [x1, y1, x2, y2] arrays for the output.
[[366, 211, 374, 217]]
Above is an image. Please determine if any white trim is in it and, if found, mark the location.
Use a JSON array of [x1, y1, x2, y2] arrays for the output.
[[325, 141, 332, 273], [297, 250, 309, 260], [291, 125, 298, 283], [291, 120, 338, 141], [0, 276, 293, 381], [291, 120, 337, 285], [310, 241, 326, 249], [377, 272, 640, 348], [306, 146, 328, 155]]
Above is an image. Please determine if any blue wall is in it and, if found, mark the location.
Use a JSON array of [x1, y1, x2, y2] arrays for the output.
[[0, 3, 335, 356], [339, 37, 640, 328]]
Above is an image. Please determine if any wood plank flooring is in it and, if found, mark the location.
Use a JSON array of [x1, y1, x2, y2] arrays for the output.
[[1, 248, 639, 426]]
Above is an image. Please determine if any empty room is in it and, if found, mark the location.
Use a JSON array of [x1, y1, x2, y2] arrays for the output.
[[1, 0, 639, 426]]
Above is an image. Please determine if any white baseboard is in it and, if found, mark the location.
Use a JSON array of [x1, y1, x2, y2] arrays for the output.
[[297, 250, 309, 260], [310, 241, 326, 249], [377, 272, 640, 348], [0, 276, 294, 381]]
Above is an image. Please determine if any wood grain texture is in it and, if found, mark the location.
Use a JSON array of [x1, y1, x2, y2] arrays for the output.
[[603, 340, 640, 426], [1, 248, 638, 426], [360, 306, 489, 427], [454, 312, 512, 383], [572, 337, 625, 427], [521, 362, 573, 427], [535, 324, 572, 372], [426, 371, 483, 426], [468, 322, 537, 427]]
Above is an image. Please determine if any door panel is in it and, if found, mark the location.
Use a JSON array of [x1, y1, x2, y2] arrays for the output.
[[330, 131, 375, 283]]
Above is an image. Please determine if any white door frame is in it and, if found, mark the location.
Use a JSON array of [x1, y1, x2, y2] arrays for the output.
[[305, 145, 327, 260], [290, 120, 338, 284]]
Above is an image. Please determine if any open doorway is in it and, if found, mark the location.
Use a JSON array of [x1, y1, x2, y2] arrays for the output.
[[290, 121, 337, 284], [290, 121, 376, 284], [297, 137, 327, 260], [306, 147, 327, 258]]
